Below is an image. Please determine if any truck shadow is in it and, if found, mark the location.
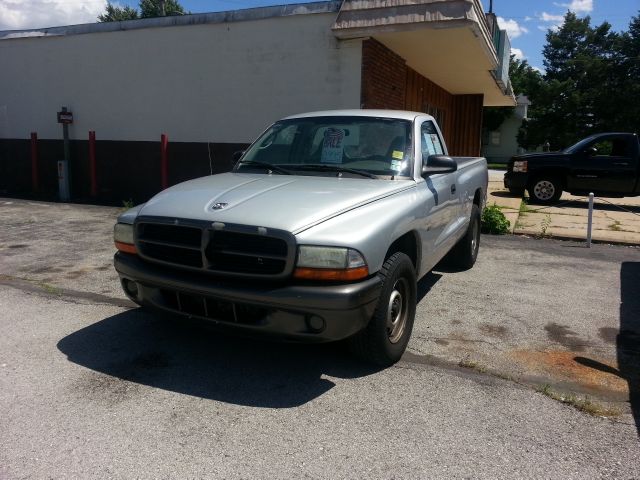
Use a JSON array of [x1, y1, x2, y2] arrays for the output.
[[574, 262, 640, 436], [617, 262, 640, 435], [56, 308, 382, 409]]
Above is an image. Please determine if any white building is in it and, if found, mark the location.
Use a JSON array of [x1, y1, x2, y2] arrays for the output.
[[0, 0, 514, 202]]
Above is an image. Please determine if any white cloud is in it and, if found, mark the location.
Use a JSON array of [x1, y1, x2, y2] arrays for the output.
[[554, 0, 593, 13], [532, 66, 545, 74], [524, 16, 533, 22], [540, 12, 565, 23], [511, 48, 526, 60], [497, 16, 529, 39], [0, 0, 107, 31], [537, 11, 565, 32]]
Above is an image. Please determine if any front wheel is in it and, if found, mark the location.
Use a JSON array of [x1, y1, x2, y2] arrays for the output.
[[528, 177, 562, 204], [348, 252, 416, 367]]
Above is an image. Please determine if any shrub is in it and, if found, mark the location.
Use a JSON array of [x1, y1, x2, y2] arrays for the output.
[[481, 204, 510, 234]]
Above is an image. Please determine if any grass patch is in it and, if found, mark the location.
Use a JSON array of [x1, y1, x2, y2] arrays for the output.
[[519, 198, 529, 216], [536, 384, 621, 417], [121, 199, 134, 211], [487, 163, 507, 170]]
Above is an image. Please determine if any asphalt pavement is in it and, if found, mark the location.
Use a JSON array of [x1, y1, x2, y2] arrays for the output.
[[1, 198, 639, 478]]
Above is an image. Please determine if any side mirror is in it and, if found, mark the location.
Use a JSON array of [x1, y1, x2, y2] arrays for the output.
[[422, 155, 457, 176], [232, 150, 245, 162]]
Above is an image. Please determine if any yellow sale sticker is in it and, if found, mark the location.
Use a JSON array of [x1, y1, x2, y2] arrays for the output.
[[392, 150, 403, 160]]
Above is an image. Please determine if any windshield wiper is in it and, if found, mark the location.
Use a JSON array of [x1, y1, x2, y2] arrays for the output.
[[293, 164, 378, 179], [237, 160, 292, 175]]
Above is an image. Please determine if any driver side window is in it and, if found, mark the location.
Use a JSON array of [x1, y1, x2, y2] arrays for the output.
[[589, 139, 629, 157]]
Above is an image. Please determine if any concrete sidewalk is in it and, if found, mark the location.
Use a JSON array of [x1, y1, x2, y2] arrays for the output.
[[487, 170, 640, 245]]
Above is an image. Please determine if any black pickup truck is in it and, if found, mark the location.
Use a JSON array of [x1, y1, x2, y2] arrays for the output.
[[504, 132, 640, 204]]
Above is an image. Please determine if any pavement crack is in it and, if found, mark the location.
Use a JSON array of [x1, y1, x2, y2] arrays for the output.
[[0, 274, 134, 309]]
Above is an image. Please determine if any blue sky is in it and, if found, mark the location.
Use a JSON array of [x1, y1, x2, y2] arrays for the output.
[[481, 0, 639, 71], [1, 0, 638, 72]]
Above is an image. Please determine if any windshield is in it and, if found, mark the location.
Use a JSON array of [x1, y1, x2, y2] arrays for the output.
[[235, 116, 413, 178]]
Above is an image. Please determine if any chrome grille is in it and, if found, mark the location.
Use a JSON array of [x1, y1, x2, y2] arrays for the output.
[[135, 217, 295, 279]]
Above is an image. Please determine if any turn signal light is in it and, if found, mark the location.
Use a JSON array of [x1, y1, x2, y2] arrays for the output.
[[115, 241, 137, 254], [293, 266, 369, 281]]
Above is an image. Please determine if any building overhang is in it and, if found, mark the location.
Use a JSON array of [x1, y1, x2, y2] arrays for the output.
[[332, 0, 516, 107]]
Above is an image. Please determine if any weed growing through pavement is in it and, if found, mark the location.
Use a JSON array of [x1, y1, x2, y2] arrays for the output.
[[608, 220, 622, 231], [122, 199, 134, 210], [458, 357, 487, 373], [537, 214, 552, 238], [535, 384, 621, 417]]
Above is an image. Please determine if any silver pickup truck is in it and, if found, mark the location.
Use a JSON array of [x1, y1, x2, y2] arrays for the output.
[[114, 110, 488, 366]]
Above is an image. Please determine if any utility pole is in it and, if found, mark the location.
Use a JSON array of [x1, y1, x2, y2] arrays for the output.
[[159, 0, 166, 16]]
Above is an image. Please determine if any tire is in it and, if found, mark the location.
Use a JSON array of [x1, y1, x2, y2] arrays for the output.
[[447, 204, 481, 270], [348, 252, 417, 367], [528, 177, 562, 204]]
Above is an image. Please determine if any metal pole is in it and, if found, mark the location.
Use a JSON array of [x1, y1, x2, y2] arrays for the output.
[[161, 134, 169, 190], [587, 192, 594, 247], [89, 131, 97, 197], [58, 106, 71, 202], [30, 132, 39, 192]]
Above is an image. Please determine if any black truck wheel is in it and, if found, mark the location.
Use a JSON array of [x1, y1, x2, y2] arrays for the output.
[[448, 204, 481, 270], [349, 252, 416, 367], [528, 177, 562, 204]]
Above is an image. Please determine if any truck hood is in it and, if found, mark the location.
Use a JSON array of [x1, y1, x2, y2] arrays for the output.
[[139, 173, 415, 234]]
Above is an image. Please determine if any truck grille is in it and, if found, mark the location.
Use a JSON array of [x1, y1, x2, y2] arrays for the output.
[[135, 217, 295, 279], [160, 289, 269, 325]]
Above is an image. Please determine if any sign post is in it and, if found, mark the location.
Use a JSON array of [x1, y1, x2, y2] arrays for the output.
[[57, 107, 73, 201]]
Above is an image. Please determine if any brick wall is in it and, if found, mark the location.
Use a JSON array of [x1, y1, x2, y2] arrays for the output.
[[360, 38, 484, 156], [361, 39, 407, 109]]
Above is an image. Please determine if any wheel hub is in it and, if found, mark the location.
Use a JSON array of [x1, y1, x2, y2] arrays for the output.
[[534, 180, 555, 200], [387, 279, 407, 344]]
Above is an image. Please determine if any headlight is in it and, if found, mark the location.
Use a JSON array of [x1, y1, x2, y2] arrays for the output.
[[513, 160, 528, 173], [114, 223, 137, 254], [294, 246, 368, 281]]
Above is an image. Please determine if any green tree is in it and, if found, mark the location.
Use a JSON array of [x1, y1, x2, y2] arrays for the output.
[[98, 0, 186, 22], [98, 3, 139, 22], [482, 56, 541, 134], [615, 13, 640, 132], [523, 11, 623, 150], [139, 0, 186, 17]]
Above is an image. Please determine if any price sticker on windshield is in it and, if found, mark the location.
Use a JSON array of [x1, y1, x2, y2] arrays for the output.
[[321, 128, 345, 164]]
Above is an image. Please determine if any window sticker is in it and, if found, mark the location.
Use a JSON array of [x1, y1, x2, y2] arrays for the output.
[[321, 128, 345, 163], [390, 159, 403, 171], [431, 134, 443, 155], [423, 132, 436, 155], [392, 150, 404, 160]]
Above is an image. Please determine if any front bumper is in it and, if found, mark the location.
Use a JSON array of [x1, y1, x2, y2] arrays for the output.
[[504, 171, 528, 190], [114, 252, 382, 342]]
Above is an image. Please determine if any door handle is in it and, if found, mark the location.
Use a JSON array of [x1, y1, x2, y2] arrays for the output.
[[451, 184, 456, 194], [613, 162, 629, 166]]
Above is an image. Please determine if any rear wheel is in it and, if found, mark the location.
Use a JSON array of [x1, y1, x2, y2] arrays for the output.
[[349, 252, 416, 367], [528, 177, 562, 204], [447, 204, 481, 270]]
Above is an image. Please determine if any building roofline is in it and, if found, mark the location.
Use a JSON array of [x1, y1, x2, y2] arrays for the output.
[[0, 1, 341, 40]]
